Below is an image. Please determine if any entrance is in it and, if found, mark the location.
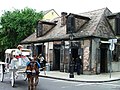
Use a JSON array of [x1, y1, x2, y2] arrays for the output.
[[36, 45, 45, 56], [36, 45, 42, 55], [100, 44, 109, 73], [71, 47, 78, 72], [53, 45, 60, 70]]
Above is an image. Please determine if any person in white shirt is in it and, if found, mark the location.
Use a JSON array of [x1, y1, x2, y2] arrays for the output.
[[15, 45, 23, 66]]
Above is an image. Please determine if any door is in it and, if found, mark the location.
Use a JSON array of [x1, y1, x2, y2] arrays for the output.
[[71, 48, 78, 72], [100, 44, 109, 73], [53, 45, 60, 70]]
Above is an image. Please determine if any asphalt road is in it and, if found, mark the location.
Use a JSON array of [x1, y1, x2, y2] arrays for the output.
[[39, 78, 120, 90], [1, 74, 120, 90]]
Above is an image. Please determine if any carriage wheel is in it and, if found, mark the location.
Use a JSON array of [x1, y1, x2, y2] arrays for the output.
[[11, 71, 15, 87], [0, 64, 4, 82], [22, 73, 26, 81]]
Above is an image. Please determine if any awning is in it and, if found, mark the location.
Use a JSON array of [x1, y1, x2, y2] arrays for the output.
[[100, 41, 110, 44]]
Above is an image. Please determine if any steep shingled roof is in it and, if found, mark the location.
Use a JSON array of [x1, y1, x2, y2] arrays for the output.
[[74, 7, 115, 38], [21, 8, 115, 44]]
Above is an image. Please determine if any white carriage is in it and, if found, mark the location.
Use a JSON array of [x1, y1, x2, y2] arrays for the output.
[[0, 49, 32, 87]]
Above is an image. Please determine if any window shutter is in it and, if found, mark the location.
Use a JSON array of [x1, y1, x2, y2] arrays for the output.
[[36, 23, 42, 37], [66, 15, 75, 34], [115, 14, 120, 35]]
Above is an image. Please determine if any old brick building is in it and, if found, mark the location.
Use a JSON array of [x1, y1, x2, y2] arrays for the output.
[[21, 8, 120, 74]]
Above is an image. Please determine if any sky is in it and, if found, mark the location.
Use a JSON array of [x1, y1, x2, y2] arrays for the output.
[[0, 0, 120, 16]]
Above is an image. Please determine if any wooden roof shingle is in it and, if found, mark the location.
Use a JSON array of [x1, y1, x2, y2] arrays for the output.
[[21, 8, 115, 44]]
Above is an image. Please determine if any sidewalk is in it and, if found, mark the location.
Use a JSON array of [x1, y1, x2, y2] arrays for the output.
[[39, 71, 120, 83]]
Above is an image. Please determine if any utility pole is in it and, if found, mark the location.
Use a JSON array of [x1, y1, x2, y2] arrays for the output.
[[69, 34, 74, 78], [109, 39, 117, 78]]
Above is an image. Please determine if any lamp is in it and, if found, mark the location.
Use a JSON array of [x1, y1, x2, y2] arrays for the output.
[[69, 33, 74, 78]]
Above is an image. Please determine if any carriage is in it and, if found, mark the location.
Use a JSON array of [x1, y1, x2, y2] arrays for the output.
[[0, 48, 32, 87]]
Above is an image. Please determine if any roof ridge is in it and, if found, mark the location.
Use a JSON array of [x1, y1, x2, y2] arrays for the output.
[[92, 8, 107, 35], [92, 8, 115, 38], [79, 7, 107, 15]]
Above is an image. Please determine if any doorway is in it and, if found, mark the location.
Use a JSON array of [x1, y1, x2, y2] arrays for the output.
[[53, 45, 60, 70], [36, 45, 42, 55], [36, 45, 45, 56], [100, 44, 109, 73], [71, 47, 78, 72]]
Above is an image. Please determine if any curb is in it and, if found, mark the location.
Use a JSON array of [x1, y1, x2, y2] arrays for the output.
[[39, 75, 120, 83]]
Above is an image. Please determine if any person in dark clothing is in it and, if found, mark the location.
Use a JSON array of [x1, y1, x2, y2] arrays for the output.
[[76, 56, 82, 75], [69, 58, 75, 74], [37, 54, 47, 75], [37, 54, 44, 68], [42, 59, 47, 75]]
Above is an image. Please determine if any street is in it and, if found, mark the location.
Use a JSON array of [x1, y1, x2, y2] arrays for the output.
[[39, 78, 120, 90], [1, 74, 120, 90]]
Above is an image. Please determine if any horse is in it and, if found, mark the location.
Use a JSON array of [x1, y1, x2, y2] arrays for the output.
[[26, 60, 40, 90]]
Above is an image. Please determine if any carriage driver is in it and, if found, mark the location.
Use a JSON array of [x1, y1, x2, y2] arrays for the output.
[[15, 45, 23, 66]]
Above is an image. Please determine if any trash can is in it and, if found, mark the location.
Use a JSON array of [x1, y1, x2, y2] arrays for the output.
[[46, 63, 50, 71]]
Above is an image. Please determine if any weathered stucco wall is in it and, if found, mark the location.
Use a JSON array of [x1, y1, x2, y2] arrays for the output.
[[81, 40, 90, 74], [91, 38, 100, 74]]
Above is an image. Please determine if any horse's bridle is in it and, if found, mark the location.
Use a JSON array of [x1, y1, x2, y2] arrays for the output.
[[26, 61, 39, 76]]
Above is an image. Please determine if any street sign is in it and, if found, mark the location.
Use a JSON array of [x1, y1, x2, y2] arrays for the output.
[[109, 39, 117, 51]]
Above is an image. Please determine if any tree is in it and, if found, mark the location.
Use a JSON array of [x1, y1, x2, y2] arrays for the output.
[[0, 7, 43, 49]]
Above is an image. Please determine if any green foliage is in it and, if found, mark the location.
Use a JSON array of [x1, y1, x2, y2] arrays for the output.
[[0, 7, 43, 49]]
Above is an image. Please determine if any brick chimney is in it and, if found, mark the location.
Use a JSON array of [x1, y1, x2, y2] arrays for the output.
[[61, 12, 67, 26]]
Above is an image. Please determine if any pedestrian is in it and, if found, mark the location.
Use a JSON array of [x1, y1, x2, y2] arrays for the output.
[[38, 54, 47, 75], [76, 56, 82, 75], [37, 54, 44, 68], [42, 58, 47, 75]]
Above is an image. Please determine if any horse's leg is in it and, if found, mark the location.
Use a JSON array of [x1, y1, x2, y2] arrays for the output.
[[28, 78, 30, 90], [28, 76, 33, 90], [31, 77, 34, 90], [34, 76, 39, 90], [35, 75, 39, 86], [33, 77, 36, 90]]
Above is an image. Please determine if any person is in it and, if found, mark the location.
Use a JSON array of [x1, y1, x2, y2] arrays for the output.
[[76, 56, 82, 75], [38, 54, 47, 75], [42, 58, 47, 75], [15, 45, 23, 66], [16, 45, 23, 57], [10, 51, 19, 79], [10, 52, 18, 69], [37, 54, 44, 68]]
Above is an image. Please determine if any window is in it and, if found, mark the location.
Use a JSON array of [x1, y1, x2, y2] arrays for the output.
[[36, 23, 42, 37], [66, 15, 75, 34], [115, 16, 120, 35], [107, 13, 120, 35]]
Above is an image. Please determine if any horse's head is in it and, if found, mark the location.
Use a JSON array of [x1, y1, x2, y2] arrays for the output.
[[26, 61, 39, 76]]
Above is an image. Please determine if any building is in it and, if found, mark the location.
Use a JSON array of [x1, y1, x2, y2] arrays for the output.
[[21, 8, 120, 75], [42, 9, 59, 21]]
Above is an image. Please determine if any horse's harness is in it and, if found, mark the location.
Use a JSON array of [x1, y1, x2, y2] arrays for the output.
[[26, 61, 39, 90], [26, 61, 39, 76]]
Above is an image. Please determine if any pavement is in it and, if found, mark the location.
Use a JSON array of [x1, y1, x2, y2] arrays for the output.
[[39, 71, 120, 83]]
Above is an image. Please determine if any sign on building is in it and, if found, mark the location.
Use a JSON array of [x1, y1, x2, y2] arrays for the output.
[[109, 39, 117, 51]]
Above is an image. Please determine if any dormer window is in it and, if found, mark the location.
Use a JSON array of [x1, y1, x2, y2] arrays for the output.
[[36, 22, 42, 37], [66, 13, 90, 34], [107, 13, 120, 35], [115, 13, 120, 35], [66, 15, 75, 34], [36, 21, 56, 37]]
